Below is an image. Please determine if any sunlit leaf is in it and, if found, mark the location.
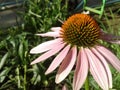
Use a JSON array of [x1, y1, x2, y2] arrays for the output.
[[0, 68, 11, 83], [0, 52, 9, 70], [18, 43, 24, 60]]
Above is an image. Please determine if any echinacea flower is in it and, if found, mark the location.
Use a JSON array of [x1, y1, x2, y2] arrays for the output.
[[30, 13, 120, 90]]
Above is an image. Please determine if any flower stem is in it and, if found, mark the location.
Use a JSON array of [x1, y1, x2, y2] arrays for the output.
[[24, 64, 27, 90], [85, 76, 89, 90]]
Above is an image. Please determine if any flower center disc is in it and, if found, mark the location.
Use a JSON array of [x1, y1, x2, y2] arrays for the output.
[[60, 14, 101, 47]]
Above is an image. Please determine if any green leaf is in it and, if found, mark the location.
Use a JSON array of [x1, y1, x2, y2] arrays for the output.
[[18, 43, 24, 60], [0, 68, 11, 83], [0, 52, 9, 70]]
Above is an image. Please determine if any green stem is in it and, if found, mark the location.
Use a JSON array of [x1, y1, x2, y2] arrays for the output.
[[85, 76, 89, 90], [16, 67, 21, 88], [24, 64, 27, 90]]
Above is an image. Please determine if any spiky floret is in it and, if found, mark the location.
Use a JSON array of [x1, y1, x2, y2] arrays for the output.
[[60, 14, 101, 47]]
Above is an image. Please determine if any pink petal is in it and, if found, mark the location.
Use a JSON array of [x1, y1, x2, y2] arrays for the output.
[[55, 46, 77, 83], [73, 47, 88, 90], [45, 45, 70, 74], [108, 40, 120, 44], [85, 48, 109, 90], [36, 31, 60, 37], [30, 38, 62, 54], [96, 46, 120, 72], [91, 47, 112, 88], [62, 85, 68, 90], [31, 42, 65, 65], [51, 27, 61, 32], [100, 29, 120, 44]]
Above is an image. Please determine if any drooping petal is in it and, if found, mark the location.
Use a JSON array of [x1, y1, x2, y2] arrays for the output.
[[96, 46, 120, 72], [31, 42, 65, 65], [91, 47, 112, 88], [107, 40, 120, 44], [36, 31, 60, 37], [55, 46, 77, 83], [30, 38, 62, 54], [85, 48, 109, 90], [45, 45, 70, 74], [73, 47, 88, 90], [100, 29, 120, 44], [51, 27, 61, 32]]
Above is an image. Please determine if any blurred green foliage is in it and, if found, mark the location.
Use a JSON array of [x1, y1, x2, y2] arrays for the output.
[[0, 0, 68, 90]]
